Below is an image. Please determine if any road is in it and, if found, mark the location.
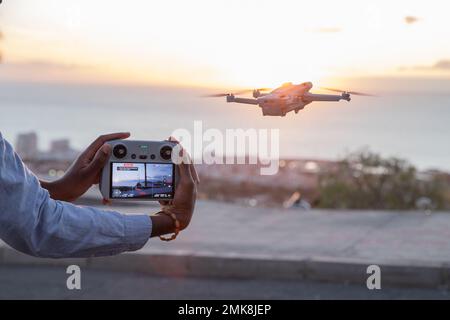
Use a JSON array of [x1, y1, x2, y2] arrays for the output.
[[0, 265, 449, 299]]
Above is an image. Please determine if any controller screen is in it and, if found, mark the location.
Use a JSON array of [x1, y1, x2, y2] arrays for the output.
[[110, 162, 174, 199]]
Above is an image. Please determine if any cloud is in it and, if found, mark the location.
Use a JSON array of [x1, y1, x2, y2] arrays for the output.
[[404, 16, 420, 25], [432, 60, 450, 70], [1, 60, 90, 71], [399, 59, 450, 72]]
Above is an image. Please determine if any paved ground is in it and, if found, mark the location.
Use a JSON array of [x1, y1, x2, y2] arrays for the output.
[[93, 199, 450, 266], [0, 265, 449, 300], [2, 199, 450, 290]]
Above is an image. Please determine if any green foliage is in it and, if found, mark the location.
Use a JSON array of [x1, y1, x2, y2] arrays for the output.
[[318, 149, 450, 210]]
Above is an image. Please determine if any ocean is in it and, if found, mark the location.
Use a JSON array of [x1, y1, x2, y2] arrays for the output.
[[1, 81, 450, 171]]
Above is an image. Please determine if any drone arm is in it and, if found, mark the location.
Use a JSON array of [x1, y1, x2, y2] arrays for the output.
[[302, 93, 350, 102], [227, 96, 259, 105]]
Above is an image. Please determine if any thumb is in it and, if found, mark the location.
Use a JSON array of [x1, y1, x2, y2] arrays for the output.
[[84, 144, 111, 178]]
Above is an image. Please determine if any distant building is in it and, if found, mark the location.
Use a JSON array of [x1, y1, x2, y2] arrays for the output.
[[16, 132, 38, 160], [15, 132, 79, 163], [44, 138, 78, 161], [50, 139, 71, 154]]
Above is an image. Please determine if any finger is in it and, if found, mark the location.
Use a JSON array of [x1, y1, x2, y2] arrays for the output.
[[168, 136, 180, 144], [176, 165, 194, 199], [178, 154, 194, 184], [84, 144, 111, 179], [180, 149, 197, 184], [158, 200, 172, 206], [189, 163, 200, 184], [84, 132, 130, 159], [168, 137, 196, 184]]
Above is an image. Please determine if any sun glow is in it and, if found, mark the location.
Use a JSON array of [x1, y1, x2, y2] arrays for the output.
[[1, 0, 450, 88]]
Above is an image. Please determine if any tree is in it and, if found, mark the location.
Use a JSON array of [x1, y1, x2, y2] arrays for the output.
[[317, 149, 450, 210]]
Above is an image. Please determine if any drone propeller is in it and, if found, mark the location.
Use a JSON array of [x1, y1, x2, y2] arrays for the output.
[[321, 87, 376, 97], [201, 88, 271, 98], [202, 93, 233, 97]]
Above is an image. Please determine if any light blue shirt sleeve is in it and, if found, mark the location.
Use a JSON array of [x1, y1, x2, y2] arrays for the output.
[[0, 132, 152, 258]]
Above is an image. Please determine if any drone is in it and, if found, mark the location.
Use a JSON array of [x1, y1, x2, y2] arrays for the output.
[[203, 82, 373, 117]]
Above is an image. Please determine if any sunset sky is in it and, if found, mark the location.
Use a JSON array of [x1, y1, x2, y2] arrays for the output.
[[1, 0, 450, 88]]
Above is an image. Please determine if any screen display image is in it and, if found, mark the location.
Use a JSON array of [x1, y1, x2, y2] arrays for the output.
[[111, 162, 174, 199]]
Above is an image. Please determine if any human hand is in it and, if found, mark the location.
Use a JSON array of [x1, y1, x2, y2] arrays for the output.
[[41, 132, 130, 202], [150, 139, 199, 237]]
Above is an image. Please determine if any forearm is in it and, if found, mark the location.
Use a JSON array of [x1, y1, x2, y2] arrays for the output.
[[40, 178, 76, 202], [0, 149, 150, 257], [150, 213, 176, 237], [42, 181, 176, 240], [39, 179, 58, 199], [0, 189, 152, 258], [1, 131, 186, 258]]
